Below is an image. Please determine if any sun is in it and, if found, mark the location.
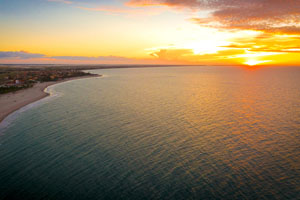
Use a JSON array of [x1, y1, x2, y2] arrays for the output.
[[244, 59, 271, 66]]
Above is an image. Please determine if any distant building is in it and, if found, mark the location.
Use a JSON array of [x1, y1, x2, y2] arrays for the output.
[[15, 80, 24, 85]]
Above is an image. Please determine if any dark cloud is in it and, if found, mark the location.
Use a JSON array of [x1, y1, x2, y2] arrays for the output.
[[128, 0, 300, 34]]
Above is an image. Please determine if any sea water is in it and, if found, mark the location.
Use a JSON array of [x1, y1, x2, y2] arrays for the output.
[[0, 66, 299, 199]]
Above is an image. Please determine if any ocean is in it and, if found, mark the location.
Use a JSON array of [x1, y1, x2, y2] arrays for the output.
[[0, 66, 299, 199]]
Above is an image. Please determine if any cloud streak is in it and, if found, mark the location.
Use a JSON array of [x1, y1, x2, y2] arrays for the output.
[[47, 0, 300, 34], [0, 51, 136, 61], [47, 0, 73, 4], [51, 55, 135, 62], [76, 6, 163, 15], [128, 0, 300, 34], [0, 51, 46, 59], [0, 51, 174, 65]]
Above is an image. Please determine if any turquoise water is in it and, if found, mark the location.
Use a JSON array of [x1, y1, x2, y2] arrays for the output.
[[0, 66, 299, 199]]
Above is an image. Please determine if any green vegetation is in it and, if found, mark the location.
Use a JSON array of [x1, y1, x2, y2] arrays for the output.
[[0, 68, 93, 94], [0, 84, 33, 94]]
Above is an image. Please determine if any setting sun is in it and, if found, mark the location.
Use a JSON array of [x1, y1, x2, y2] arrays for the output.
[[244, 60, 271, 66]]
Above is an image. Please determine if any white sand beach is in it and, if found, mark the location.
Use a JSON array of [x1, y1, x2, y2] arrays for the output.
[[0, 75, 99, 123]]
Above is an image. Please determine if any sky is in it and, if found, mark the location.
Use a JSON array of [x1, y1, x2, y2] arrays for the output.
[[0, 0, 300, 66]]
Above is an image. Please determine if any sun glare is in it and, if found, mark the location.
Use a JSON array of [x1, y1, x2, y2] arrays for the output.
[[244, 60, 270, 66]]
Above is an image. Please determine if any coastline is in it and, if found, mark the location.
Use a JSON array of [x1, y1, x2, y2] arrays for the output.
[[0, 74, 100, 124]]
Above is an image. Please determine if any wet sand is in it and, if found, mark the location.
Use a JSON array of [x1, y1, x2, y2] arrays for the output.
[[0, 74, 100, 123]]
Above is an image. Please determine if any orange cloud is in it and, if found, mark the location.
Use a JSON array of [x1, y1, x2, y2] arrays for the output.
[[149, 48, 246, 65], [1, 48, 299, 66], [221, 33, 300, 53], [128, 0, 300, 35]]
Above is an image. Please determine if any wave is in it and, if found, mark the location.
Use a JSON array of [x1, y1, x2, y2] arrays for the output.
[[0, 84, 62, 134]]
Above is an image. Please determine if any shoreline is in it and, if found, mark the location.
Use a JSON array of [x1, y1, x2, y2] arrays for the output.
[[0, 74, 100, 124]]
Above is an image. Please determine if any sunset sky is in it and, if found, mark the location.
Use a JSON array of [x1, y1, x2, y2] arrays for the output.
[[0, 0, 300, 66]]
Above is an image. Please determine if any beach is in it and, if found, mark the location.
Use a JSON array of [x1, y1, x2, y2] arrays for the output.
[[0, 74, 100, 123]]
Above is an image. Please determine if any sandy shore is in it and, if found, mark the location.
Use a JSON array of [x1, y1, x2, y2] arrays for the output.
[[0, 74, 100, 124]]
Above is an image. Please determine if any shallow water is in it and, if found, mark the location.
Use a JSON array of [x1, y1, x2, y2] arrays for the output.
[[0, 66, 299, 199]]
